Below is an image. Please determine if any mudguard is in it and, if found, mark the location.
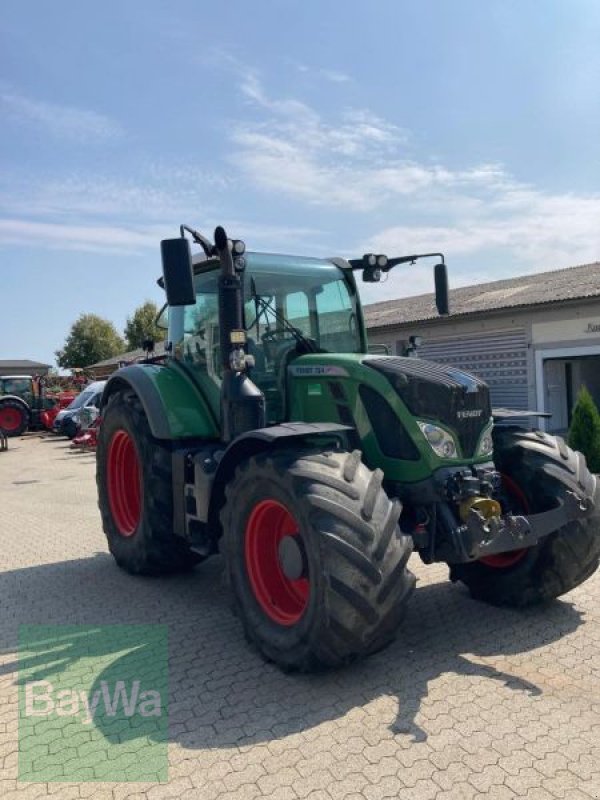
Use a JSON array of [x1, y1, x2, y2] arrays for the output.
[[102, 363, 219, 440], [176, 422, 353, 532], [0, 394, 29, 410]]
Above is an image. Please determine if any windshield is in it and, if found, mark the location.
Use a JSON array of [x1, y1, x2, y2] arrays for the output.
[[67, 389, 94, 410], [244, 253, 361, 353], [183, 253, 362, 358]]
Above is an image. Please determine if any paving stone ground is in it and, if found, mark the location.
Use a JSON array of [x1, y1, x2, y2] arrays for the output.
[[1, 434, 599, 799]]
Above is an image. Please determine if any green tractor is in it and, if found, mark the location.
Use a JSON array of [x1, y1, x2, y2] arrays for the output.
[[96, 225, 600, 671]]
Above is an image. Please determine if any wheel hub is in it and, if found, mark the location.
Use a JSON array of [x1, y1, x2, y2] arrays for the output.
[[278, 535, 306, 581]]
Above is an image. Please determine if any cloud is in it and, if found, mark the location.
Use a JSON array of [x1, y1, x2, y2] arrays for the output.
[[364, 189, 600, 269], [231, 75, 600, 275], [0, 91, 123, 143], [295, 63, 351, 83], [0, 205, 326, 256], [0, 170, 217, 223], [232, 75, 499, 210], [0, 218, 159, 255]]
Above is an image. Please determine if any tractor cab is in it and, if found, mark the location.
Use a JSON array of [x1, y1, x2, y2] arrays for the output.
[[161, 253, 366, 424]]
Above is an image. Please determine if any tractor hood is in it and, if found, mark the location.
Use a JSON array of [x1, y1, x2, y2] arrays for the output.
[[362, 355, 492, 458], [287, 353, 493, 483]]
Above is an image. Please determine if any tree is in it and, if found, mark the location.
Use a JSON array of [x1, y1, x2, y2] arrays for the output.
[[56, 314, 125, 369], [568, 386, 600, 474], [124, 301, 164, 350]]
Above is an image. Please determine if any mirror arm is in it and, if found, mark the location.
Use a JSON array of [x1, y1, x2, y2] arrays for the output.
[[179, 224, 215, 258], [383, 252, 445, 271], [347, 252, 445, 271]]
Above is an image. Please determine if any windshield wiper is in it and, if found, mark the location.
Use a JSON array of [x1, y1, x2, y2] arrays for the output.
[[249, 279, 318, 353]]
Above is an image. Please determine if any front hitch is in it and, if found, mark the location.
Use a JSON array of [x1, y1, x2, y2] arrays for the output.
[[456, 489, 596, 563]]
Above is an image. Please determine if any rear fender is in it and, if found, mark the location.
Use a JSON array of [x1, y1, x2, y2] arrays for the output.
[[102, 363, 219, 440], [0, 395, 30, 415], [0, 394, 29, 407]]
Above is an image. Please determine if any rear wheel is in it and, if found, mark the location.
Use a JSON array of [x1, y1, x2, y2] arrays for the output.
[[97, 390, 201, 575], [0, 399, 29, 437], [221, 448, 415, 671], [450, 429, 600, 606]]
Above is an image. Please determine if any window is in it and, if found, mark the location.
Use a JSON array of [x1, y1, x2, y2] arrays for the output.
[[182, 291, 221, 379], [315, 279, 357, 352], [2, 378, 31, 395]]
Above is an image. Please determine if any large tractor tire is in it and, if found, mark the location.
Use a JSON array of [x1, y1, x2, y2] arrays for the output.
[[221, 448, 415, 671], [450, 429, 600, 607], [0, 398, 29, 437], [97, 390, 201, 575]]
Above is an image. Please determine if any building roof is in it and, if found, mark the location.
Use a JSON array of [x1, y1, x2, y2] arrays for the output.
[[88, 342, 167, 376], [363, 261, 600, 331], [0, 359, 51, 370]]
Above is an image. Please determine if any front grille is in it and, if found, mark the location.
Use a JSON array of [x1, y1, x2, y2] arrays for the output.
[[365, 356, 491, 458]]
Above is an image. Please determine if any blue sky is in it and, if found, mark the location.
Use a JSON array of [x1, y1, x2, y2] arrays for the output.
[[2, 0, 600, 366]]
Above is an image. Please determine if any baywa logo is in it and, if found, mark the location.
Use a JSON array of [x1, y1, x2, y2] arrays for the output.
[[24, 678, 162, 726], [19, 625, 168, 782]]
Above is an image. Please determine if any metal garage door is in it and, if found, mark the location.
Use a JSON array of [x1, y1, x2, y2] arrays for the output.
[[418, 329, 529, 412]]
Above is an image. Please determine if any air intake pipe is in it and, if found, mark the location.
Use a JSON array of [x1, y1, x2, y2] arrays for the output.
[[213, 226, 266, 441]]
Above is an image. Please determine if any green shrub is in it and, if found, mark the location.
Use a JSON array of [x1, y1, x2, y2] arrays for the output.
[[568, 386, 600, 473]]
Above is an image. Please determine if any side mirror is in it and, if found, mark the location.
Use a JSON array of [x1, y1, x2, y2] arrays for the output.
[[160, 238, 195, 306], [434, 262, 450, 315]]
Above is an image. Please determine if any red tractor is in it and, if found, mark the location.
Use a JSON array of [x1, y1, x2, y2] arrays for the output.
[[0, 375, 75, 436]]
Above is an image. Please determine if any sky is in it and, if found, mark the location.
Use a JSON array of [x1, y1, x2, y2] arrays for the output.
[[1, 0, 600, 367]]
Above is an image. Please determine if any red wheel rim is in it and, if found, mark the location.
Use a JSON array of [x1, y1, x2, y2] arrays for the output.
[[107, 430, 142, 537], [479, 473, 529, 568], [245, 499, 309, 626], [0, 407, 23, 432]]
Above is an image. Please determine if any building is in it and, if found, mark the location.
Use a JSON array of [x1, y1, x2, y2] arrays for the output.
[[0, 359, 51, 378], [364, 262, 600, 433], [88, 342, 167, 380]]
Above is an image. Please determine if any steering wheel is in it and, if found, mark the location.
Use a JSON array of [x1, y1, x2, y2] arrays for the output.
[[261, 328, 300, 343], [260, 329, 295, 365]]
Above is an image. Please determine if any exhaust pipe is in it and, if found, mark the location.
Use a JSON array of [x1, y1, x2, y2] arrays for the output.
[[214, 226, 266, 441]]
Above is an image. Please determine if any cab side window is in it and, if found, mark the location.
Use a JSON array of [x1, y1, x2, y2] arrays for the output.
[[183, 294, 222, 379]]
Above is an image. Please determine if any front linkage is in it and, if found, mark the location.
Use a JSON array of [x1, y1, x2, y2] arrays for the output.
[[430, 462, 597, 564]]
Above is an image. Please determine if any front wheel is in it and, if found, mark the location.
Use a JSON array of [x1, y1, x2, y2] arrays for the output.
[[0, 399, 29, 437], [450, 429, 600, 607], [221, 448, 415, 671], [97, 390, 201, 575]]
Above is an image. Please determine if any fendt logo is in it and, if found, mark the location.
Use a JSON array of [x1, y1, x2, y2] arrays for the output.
[[457, 409, 483, 419]]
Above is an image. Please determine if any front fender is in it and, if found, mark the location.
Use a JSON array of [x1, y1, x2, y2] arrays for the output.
[[102, 363, 219, 440]]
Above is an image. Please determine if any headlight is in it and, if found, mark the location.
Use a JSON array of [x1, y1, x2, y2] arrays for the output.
[[476, 421, 494, 457], [417, 421, 458, 459]]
